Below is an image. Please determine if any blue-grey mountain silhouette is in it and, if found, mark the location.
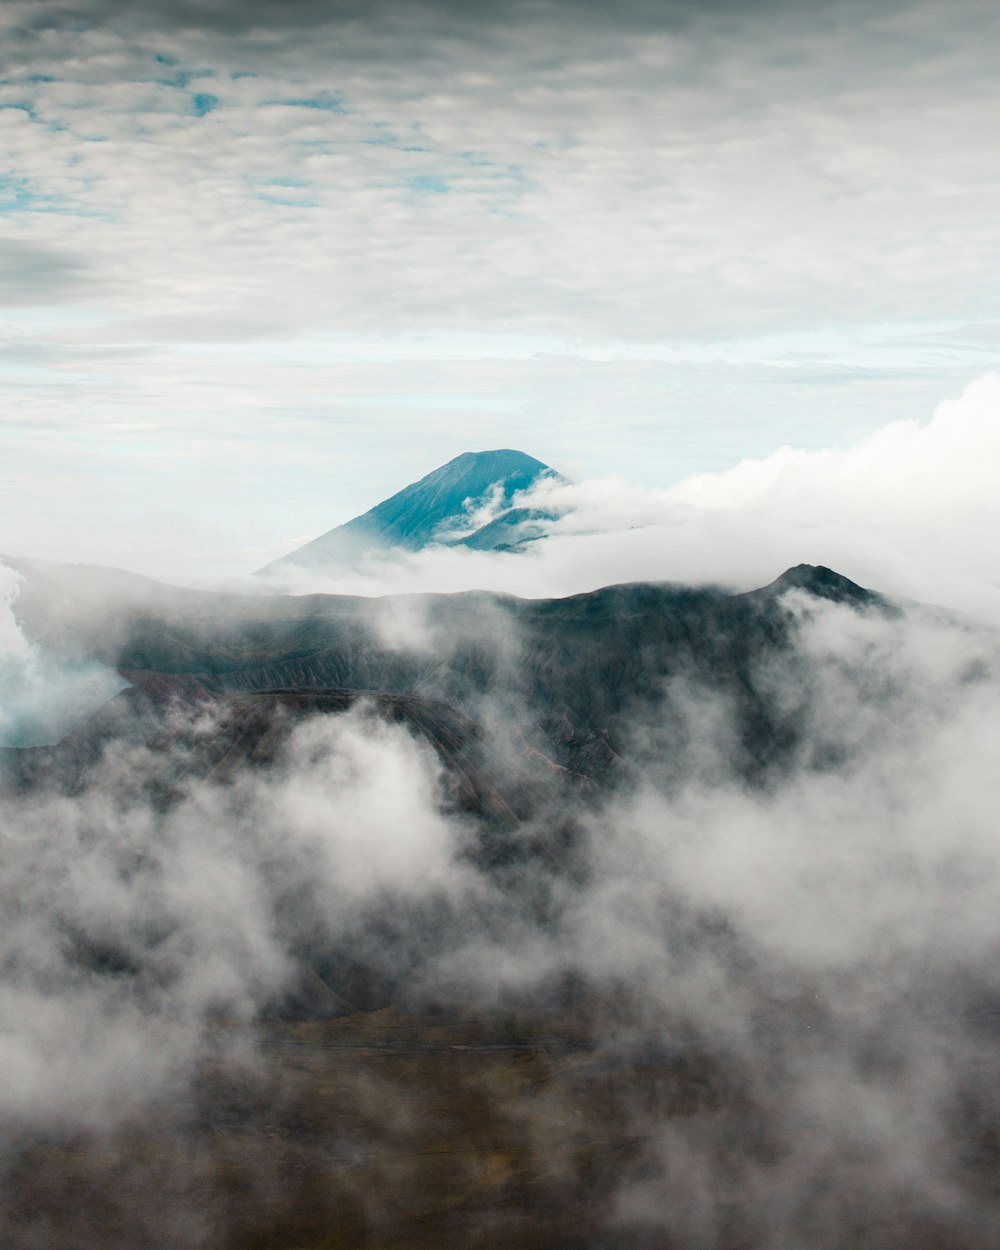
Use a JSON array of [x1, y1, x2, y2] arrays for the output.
[[260, 448, 561, 573]]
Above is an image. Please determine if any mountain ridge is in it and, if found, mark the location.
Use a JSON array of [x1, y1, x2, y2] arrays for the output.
[[4, 561, 890, 795]]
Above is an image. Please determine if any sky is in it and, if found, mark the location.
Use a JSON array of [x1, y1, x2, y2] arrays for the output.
[[2, 0, 1000, 579]]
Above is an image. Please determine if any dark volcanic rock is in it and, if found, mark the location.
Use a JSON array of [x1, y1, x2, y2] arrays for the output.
[[752, 563, 889, 611], [4, 561, 893, 794]]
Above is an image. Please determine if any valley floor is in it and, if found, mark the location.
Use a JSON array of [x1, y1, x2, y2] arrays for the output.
[[8, 1001, 1000, 1250]]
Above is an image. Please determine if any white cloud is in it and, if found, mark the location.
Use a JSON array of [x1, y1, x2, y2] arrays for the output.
[[261, 374, 1000, 623], [669, 371, 1000, 527], [0, 561, 126, 746], [0, 701, 471, 1128]]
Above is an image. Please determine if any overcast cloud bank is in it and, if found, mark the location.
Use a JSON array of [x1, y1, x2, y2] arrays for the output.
[[3, 0, 1000, 571]]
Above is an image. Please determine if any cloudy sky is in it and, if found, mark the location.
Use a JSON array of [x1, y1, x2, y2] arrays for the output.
[[2, 0, 1000, 578]]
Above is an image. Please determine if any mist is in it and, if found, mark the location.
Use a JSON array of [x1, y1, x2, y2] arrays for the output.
[[4, 550, 1000, 1244], [0, 562, 127, 747], [0, 703, 474, 1125]]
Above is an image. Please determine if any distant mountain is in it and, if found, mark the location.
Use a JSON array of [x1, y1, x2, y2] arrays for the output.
[[260, 449, 562, 573]]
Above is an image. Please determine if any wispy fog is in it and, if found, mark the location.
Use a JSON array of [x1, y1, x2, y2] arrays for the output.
[[0, 704, 470, 1130], [2, 569, 1000, 1244], [0, 563, 127, 747]]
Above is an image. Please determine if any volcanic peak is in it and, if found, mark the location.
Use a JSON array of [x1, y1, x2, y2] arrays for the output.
[[261, 448, 559, 573]]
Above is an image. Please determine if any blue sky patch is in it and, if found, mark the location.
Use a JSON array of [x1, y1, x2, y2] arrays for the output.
[[0, 173, 61, 214], [264, 93, 347, 114], [410, 175, 449, 194], [255, 191, 318, 207], [363, 133, 429, 153], [0, 174, 35, 212], [246, 176, 316, 208], [192, 93, 219, 117]]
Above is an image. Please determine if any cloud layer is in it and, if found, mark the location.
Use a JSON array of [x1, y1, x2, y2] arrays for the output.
[[2, 0, 1000, 573]]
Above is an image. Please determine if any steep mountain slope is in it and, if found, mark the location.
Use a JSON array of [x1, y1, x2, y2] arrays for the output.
[[260, 449, 560, 572]]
